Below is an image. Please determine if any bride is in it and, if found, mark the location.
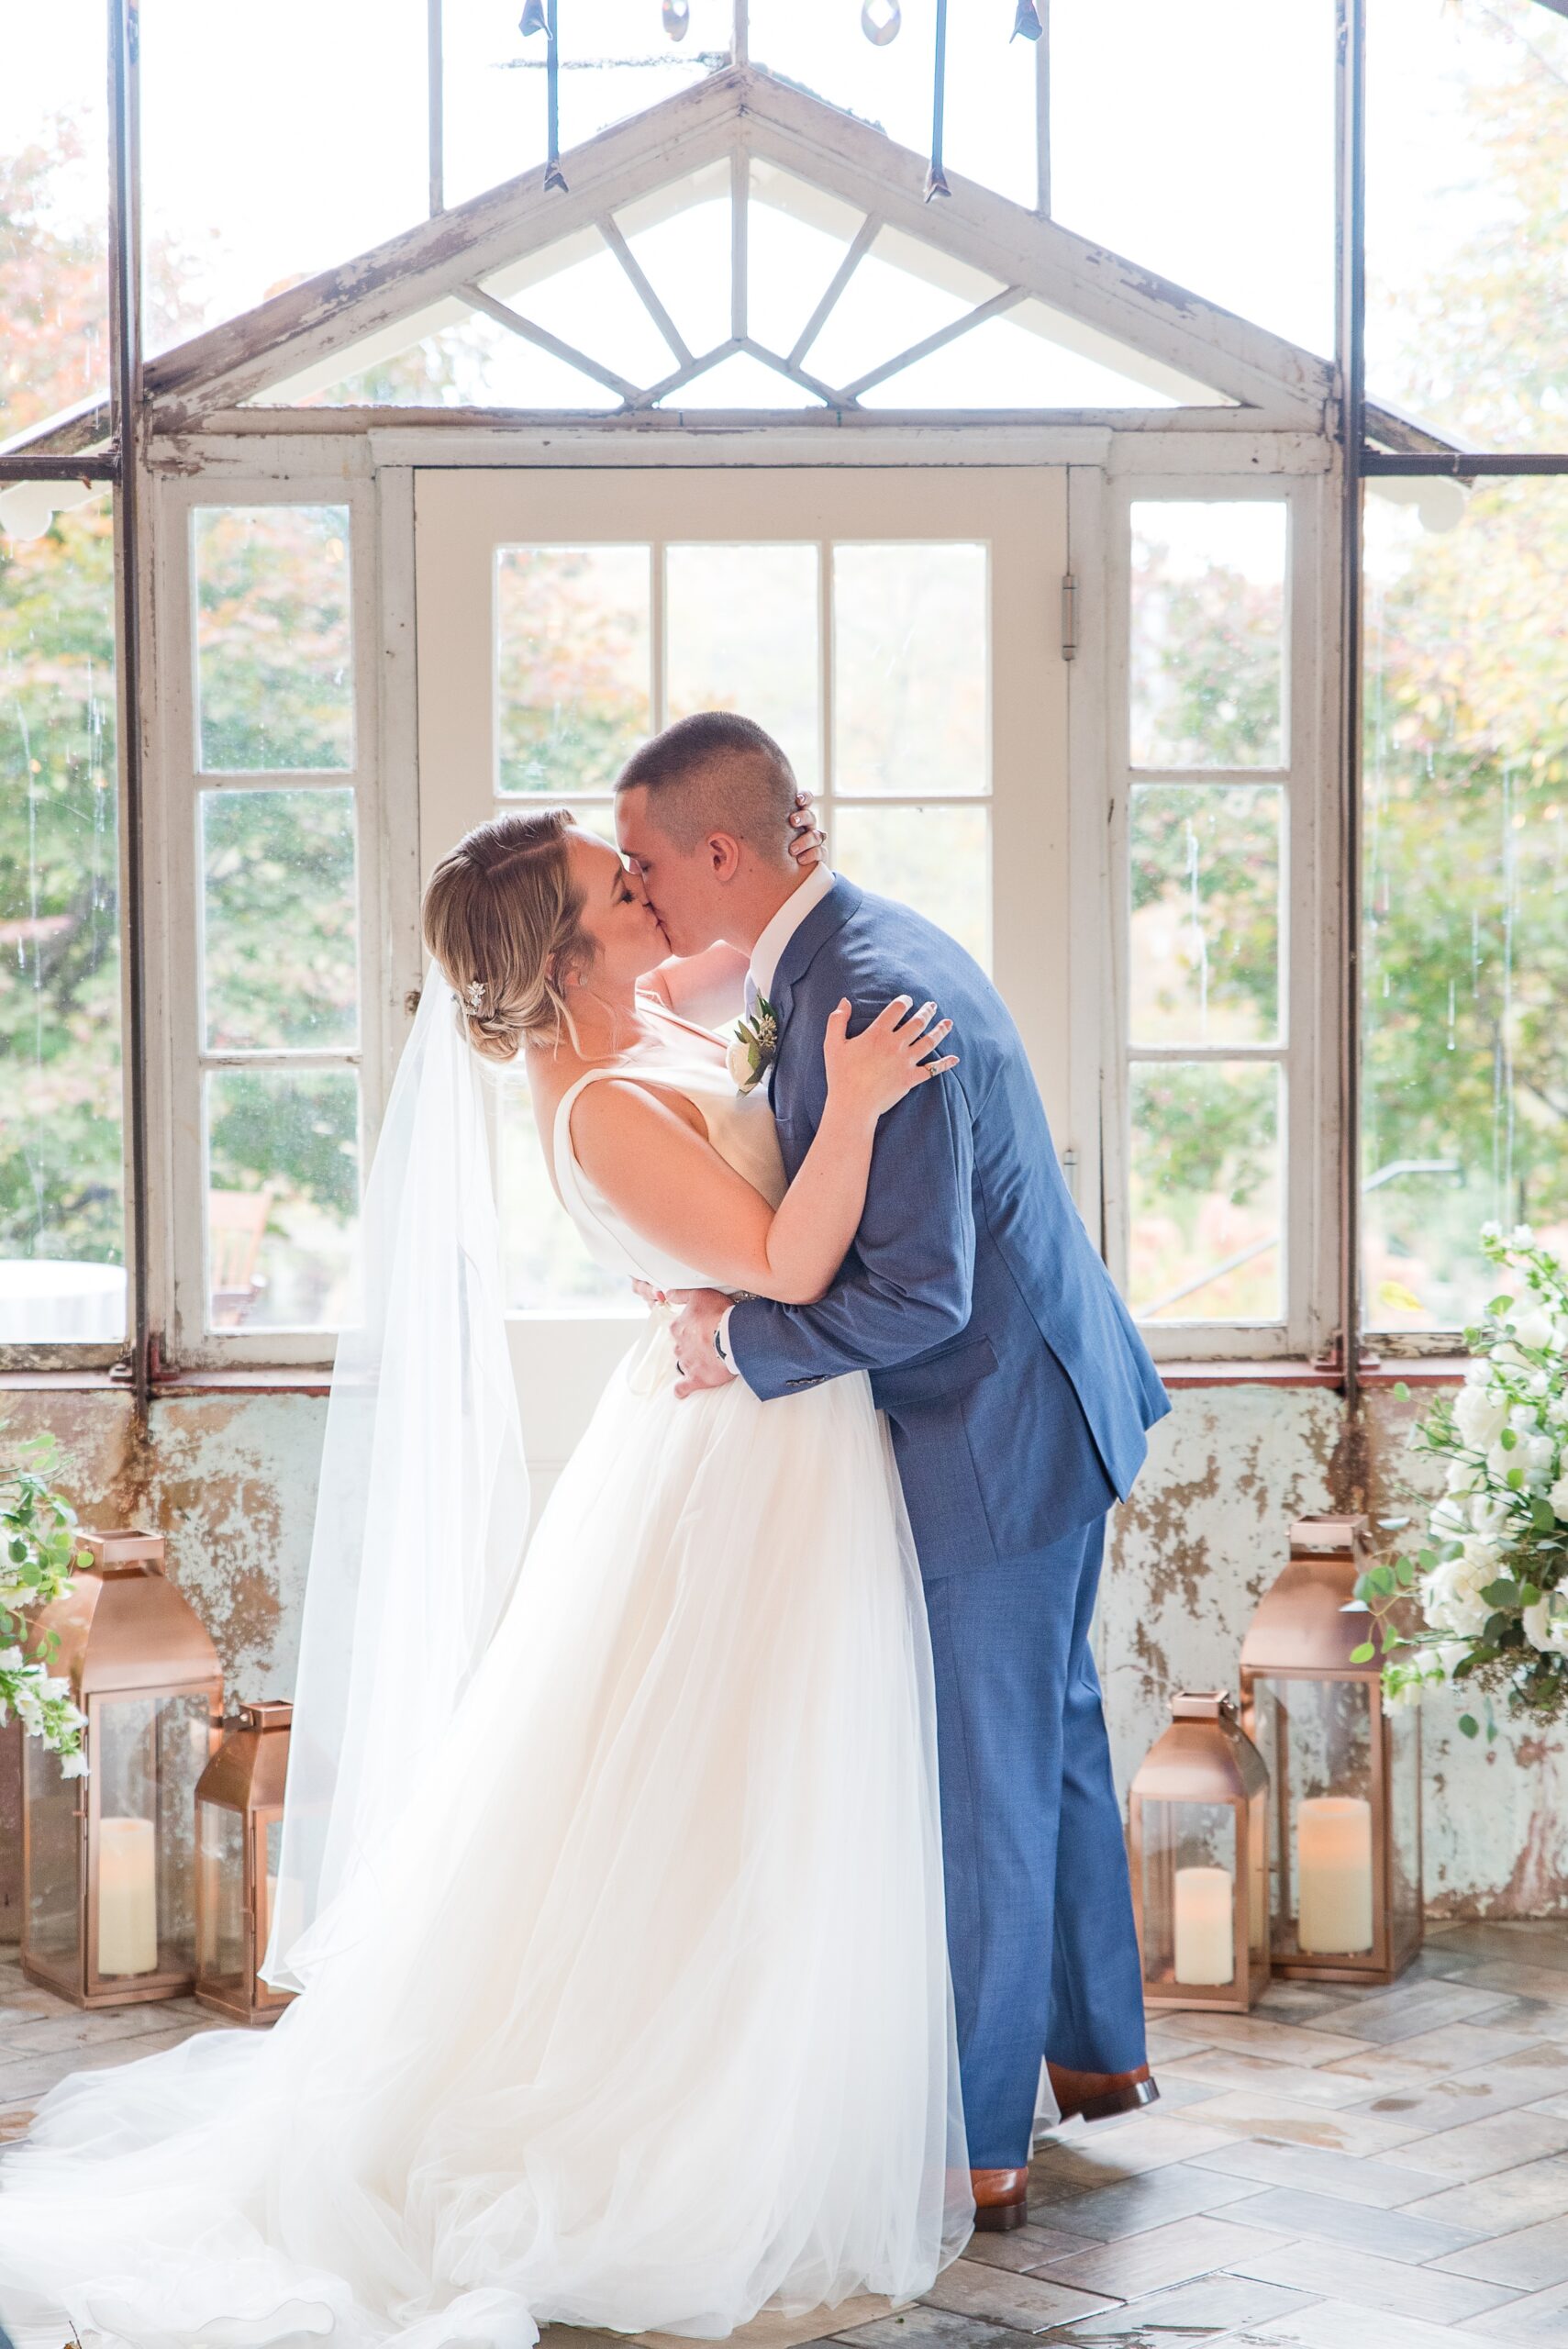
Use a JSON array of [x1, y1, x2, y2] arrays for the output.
[[0, 805, 973, 2347]]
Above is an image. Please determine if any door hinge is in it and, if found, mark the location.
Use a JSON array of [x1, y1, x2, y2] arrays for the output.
[[1061, 571, 1078, 662]]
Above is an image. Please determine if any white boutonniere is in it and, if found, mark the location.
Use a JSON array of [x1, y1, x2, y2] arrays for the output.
[[727, 994, 779, 1095]]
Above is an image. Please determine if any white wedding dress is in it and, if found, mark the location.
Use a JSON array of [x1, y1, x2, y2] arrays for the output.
[[0, 1005, 971, 2349]]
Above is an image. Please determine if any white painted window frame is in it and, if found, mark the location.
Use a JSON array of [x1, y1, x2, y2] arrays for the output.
[[1096, 445, 1341, 1363], [145, 466, 400, 1370]]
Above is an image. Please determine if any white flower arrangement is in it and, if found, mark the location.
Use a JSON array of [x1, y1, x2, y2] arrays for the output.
[[728, 995, 780, 1096], [0, 1435, 91, 1777], [1357, 1225, 1568, 1740]]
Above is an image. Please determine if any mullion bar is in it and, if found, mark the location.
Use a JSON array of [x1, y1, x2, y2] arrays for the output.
[[788, 214, 881, 371], [601, 216, 692, 369]]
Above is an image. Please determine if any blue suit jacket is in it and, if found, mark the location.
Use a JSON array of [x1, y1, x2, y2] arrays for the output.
[[726, 879, 1171, 1578]]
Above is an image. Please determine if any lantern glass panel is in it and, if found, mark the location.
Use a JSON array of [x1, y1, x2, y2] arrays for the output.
[[1141, 1799, 1240, 1991], [1252, 1675, 1376, 1958], [93, 1691, 213, 1982], [25, 1741, 81, 1977], [196, 1801, 247, 1985], [1247, 1785, 1269, 1968]]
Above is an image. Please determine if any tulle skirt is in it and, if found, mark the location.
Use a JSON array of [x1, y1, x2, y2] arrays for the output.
[[0, 1317, 971, 2347]]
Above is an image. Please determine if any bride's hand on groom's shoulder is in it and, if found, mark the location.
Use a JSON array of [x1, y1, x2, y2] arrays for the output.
[[823, 996, 958, 1125], [788, 790, 824, 870]]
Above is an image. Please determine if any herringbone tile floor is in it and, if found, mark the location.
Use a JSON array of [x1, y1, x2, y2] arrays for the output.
[[3, 1923, 1568, 2344]]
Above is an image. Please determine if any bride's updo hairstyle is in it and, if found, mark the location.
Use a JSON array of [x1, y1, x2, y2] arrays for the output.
[[422, 807, 595, 1062]]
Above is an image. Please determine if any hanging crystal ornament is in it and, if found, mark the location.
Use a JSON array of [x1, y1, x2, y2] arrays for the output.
[[861, 0, 901, 45], [662, 0, 691, 38], [517, 0, 548, 32], [1010, 0, 1043, 39], [925, 0, 951, 200]]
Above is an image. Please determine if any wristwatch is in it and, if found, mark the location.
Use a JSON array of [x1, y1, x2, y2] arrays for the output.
[[713, 1319, 730, 1366]]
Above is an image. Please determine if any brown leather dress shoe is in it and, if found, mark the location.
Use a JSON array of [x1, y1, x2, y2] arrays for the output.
[[1047, 2060, 1159, 2124], [971, 2165, 1029, 2232]]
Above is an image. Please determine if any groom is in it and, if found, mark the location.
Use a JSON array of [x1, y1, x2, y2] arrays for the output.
[[616, 712, 1171, 2232]]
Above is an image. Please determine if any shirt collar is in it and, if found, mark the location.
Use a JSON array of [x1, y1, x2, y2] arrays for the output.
[[749, 864, 836, 1001]]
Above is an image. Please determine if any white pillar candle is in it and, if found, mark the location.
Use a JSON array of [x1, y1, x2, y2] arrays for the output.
[[1173, 1865, 1235, 1986], [1296, 1795, 1374, 1954], [97, 1815, 159, 1976]]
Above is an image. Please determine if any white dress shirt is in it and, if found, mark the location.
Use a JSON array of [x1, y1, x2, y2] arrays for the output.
[[712, 865, 836, 1380]]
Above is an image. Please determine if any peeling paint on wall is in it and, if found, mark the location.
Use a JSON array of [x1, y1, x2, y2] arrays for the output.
[[2, 1377, 1563, 1919]]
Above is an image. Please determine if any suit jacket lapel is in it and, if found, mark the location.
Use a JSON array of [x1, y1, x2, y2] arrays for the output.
[[769, 876, 862, 1041]]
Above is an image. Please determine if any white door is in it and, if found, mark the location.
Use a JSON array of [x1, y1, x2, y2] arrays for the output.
[[415, 465, 1070, 1498]]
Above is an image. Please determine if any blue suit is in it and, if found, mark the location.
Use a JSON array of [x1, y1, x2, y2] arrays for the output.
[[727, 878, 1170, 2164]]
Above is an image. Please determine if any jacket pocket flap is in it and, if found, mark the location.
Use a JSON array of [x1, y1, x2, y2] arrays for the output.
[[875, 1332, 999, 1409]]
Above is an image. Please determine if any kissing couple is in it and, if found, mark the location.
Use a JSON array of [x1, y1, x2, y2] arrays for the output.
[[0, 712, 1170, 2349]]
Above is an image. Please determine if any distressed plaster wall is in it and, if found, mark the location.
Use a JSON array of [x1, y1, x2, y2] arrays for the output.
[[3, 1379, 1563, 1920]]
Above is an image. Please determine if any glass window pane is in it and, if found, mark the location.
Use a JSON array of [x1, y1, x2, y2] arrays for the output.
[[746, 164, 863, 362], [195, 507, 354, 774], [479, 231, 679, 387], [201, 788, 359, 1052], [860, 305, 1222, 411], [496, 545, 651, 796], [0, 0, 108, 441], [498, 1083, 624, 1311], [750, 0, 1039, 210], [1050, 0, 1335, 358], [1368, 0, 1568, 453], [1130, 785, 1282, 1046], [254, 306, 619, 412], [834, 544, 987, 797], [665, 544, 820, 791], [1129, 502, 1287, 771], [615, 165, 734, 360], [1129, 1060, 1282, 1320], [442, 0, 728, 213], [802, 227, 1003, 392], [1362, 479, 1568, 1332], [0, 494, 124, 1341], [831, 805, 989, 972], [656, 351, 824, 410], [142, 0, 426, 355], [206, 1068, 360, 1331]]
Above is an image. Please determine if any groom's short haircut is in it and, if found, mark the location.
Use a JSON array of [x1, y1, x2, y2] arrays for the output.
[[616, 712, 797, 856]]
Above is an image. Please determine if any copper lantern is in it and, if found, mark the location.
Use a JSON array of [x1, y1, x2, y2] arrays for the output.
[[195, 1699, 298, 2025], [1129, 1689, 1271, 2013], [1240, 1513, 1422, 1987], [21, 1530, 224, 2007]]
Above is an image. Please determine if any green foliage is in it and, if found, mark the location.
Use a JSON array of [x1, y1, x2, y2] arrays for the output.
[[0, 1431, 91, 1772]]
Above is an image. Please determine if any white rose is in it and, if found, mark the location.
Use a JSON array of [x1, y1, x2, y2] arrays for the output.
[[1523, 1435, 1559, 1489], [1469, 1495, 1510, 1541], [1429, 1497, 1472, 1541], [1549, 1474, 1568, 1523], [1423, 1557, 1492, 1638], [58, 1749, 89, 1779], [1522, 1591, 1568, 1657], [1509, 1307, 1555, 1353], [1454, 1384, 1510, 1449], [1481, 1219, 1502, 1241], [725, 1032, 761, 1092], [1485, 1438, 1518, 1483], [1549, 1396, 1568, 1429], [1446, 1457, 1485, 1496], [1510, 1403, 1544, 1434], [0, 1645, 24, 1673]]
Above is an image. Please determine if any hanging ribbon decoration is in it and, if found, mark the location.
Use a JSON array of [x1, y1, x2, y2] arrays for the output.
[[519, 0, 567, 191], [1011, 0, 1043, 38], [926, 0, 951, 201]]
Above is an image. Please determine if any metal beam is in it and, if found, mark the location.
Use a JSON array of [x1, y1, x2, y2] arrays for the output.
[[108, 0, 151, 1423], [1363, 449, 1568, 476], [1334, 0, 1367, 1412]]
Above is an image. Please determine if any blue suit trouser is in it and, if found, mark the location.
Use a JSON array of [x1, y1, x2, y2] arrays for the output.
[[924, 1516, 1147, 2168]]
